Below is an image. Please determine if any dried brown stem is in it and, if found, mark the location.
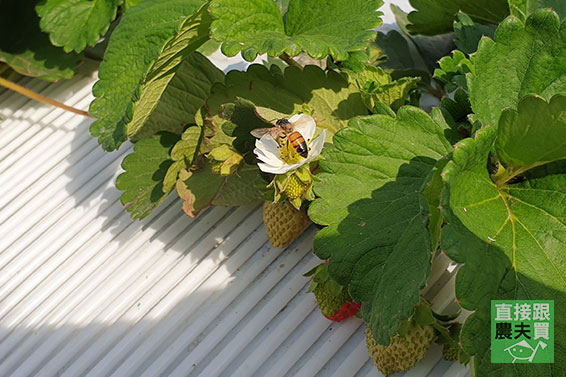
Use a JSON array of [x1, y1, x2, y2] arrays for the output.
[[0, 77, 94, 118]]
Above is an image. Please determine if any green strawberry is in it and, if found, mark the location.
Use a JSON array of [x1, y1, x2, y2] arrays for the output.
[[263, 201, 310, 248], [366, 321, 435, 375], [442, 344, 459, 361]]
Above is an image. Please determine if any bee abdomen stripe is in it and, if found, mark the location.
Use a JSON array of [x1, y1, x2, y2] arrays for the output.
[[288, 133, 305, 143]]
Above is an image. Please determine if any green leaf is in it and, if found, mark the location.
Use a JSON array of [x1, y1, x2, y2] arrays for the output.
[[128, 51, 223, 141], [0, 0, 80, 81], [163, 124, 204, 193], [163, 161, 185, 195], [509, 0, 566, 21], [123, 0, 142, 10], [212, 164, 265, 206], [442, 125, 566, 376], [208, 144, 234, 161], [454, 12, 496, 55], [368, 78, 419, 112], [209, 0, 383, 61], [431, 103, 463, 144], [407, 0, 509, 35], [309, 107, 453, 344], [196, 38, 221, 56], [496, 95, 566, 171], [275, 0, 290, 15], [423, 157, 450, 251], [348, 65, 391, 87], [206, 64, 368, 138], [440, 89, 471, 124], [171, 125, 203, 165], [116, 132, 179, 219], [177, 164, 223, 217], [336, 50, 371, 73], [389, 5, 457, 74], [207, 145, 244, 176], [218, 98, 272, 156], [348, 65, 419, 112], [36, 0, 120, 53], [468, 10, 566, 127], [177, 162, 264, 217], [373, 30, 428, 76], [433, 50, 472, 93], [126, 4, 224, 141], [89, 0, 207, 151]]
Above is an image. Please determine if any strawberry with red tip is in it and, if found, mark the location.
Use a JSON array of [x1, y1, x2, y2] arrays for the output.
[[304, 262, 361, 322]]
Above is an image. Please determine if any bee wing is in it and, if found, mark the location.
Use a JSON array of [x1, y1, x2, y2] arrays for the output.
[[250, 128, 272, 138]]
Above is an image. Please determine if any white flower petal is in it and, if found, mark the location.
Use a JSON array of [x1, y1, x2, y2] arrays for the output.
[[256, 134, 279, 155], [256, 151, 285, 167], [290, 114, 316, 142], [304, 129, 326, 163], [254, 151, 276, 164], [258, 162, 294, 174], [288, 114, 301, 123], [253, 146, 280, 164]]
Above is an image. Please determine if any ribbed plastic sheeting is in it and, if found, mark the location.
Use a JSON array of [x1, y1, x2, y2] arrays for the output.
[[0, 9, 472, 377]]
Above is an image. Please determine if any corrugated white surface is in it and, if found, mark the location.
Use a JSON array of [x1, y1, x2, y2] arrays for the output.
[[0, 2, 471, 375], [0, 73, 471, 377]]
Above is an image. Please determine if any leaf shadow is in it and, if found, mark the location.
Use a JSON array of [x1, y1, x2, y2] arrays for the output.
[[332, 91, 366, 122], [150, 160, 173, 203], [0, 226, 352, 377], [315, 156, 438, 343], [211, 64, 368, 134]]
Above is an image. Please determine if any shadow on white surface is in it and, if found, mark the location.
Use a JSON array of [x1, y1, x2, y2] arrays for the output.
[[0, 221, 395, 377]]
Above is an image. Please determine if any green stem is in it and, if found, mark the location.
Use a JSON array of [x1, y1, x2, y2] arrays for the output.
[[279, 52, 302, 68], [0, 77, 94, 118], [492, 164, 527, 187]]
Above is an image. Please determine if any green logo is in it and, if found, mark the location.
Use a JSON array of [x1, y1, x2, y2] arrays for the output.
[[491, 300, 554, 363]]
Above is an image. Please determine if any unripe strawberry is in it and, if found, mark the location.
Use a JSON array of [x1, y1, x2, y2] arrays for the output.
[[312, 284, 351, 317], [442, 344, 459, 361], [263, 201, 310, 248], [366, 322, 434, 375], [285, 174, 307, 200], [305, 262, 361, 322]]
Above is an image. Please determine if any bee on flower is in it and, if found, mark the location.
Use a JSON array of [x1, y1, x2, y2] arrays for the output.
[[251, 113, 326, 175], [251, 113, 326, 248]]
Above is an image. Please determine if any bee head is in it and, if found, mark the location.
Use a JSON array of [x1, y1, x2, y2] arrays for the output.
[[276, 118, 291, 129]]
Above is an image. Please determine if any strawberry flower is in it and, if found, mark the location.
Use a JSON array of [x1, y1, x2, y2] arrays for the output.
[[253, 114, 326, 174]]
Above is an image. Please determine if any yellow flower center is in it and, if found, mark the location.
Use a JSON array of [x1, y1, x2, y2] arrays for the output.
[[278, 138, 305, 164]]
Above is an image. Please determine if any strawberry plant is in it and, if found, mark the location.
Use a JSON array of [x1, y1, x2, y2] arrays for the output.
[[3, 0, 565, 375]]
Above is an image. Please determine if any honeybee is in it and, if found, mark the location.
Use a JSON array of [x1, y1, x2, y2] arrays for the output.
[[251, 118, 309, 158]]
